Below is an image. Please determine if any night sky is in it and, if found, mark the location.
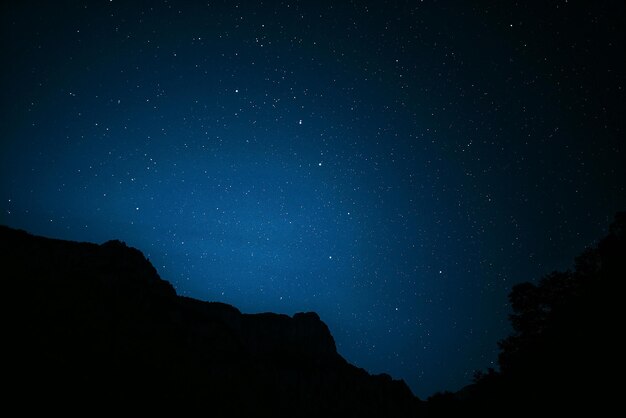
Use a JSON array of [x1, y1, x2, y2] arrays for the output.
[[1, 1, 624, 397]]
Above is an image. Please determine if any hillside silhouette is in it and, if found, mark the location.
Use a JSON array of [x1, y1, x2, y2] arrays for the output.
[[2, 213, 623, 415], [428, 212, 624, 416], [1, 225, 421, 416]]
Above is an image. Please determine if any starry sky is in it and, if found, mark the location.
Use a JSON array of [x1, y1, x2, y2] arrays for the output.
[[1, 1, 624, 397]]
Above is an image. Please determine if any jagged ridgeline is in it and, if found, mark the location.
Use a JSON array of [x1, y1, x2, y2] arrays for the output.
[[3, 212, 622, 416], [0, 226, 421, 416]]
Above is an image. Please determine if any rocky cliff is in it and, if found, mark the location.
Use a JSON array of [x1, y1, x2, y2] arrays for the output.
[[1, 225, 422, 416]]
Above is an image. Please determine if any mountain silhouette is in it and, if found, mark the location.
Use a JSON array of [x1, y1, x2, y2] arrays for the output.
[[4, 212, 623, 416], [1, 225, 422, 416]]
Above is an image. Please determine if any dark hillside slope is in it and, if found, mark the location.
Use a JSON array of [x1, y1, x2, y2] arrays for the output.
[[427, 213, 625, 416], [1, 225, 421, 416]]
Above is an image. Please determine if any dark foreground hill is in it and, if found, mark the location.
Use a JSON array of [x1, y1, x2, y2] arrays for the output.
[[428, 212, 625, 416], [1, 225, 422, 415]]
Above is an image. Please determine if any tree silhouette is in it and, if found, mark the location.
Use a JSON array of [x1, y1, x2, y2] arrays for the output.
[[429, 212, 624, 416]]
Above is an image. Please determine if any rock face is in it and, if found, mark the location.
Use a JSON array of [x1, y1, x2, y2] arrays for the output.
[[1, 225, 422, 416]]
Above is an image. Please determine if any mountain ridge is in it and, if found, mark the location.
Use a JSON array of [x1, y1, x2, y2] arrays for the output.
[[1, 225, 422, 416]]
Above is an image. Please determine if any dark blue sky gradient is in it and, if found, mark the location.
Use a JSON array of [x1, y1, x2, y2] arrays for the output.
[[1, 1, 624, 397]]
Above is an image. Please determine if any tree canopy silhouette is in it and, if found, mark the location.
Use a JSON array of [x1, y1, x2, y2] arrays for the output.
[[429, 212, 625, 416], [499, 213, 623, 379]]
